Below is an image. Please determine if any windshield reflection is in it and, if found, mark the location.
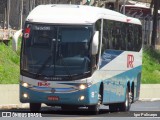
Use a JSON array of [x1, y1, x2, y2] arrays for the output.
[[21, 24, 92, 80]]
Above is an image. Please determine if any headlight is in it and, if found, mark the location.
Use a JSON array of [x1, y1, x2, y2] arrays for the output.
[[79, 96, 85, 100], [79, 84, 86, 90], [23, 93, 29, 98], [22, 82, 29, 88]]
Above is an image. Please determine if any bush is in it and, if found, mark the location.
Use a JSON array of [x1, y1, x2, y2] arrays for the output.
[[142, 47, 160, 84], [0, 43, 20, 84]]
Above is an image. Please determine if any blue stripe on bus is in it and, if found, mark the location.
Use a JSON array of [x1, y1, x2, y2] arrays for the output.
[[100, 50, 123, 69]]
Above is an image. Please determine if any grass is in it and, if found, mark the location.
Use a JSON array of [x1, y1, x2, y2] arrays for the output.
[[0, 42, 20, 84], [142, 47, 160, 84]]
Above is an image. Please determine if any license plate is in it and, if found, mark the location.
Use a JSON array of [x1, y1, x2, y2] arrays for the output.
[[48, 96, 59, 101]]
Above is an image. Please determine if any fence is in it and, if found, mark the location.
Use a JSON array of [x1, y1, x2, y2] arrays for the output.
[[126, 12, 160, 47], [0, 29, 17, 45], [140, 17, 160, 47]]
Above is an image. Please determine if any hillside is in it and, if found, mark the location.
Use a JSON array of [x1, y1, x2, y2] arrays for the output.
[[142, 47, 160, 84], [0, 43, 19, 84]]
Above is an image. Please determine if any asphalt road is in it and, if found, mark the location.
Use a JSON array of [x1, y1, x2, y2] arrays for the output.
[[0, 100, 160, 119]]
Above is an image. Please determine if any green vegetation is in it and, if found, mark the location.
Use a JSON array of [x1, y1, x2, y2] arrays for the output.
[[0, 42, 20, 84], [0, 40, 160, 84], [142, 47, 160, 84]]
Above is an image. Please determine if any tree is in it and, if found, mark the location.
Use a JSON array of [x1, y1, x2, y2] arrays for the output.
[[150, 0, 160, 49], [115, 0, 119, 11]]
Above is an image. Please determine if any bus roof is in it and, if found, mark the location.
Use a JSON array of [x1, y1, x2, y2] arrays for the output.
[[26, 4, 141, 25]]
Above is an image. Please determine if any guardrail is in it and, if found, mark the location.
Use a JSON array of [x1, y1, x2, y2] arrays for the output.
[[0, 29, 17, 45]]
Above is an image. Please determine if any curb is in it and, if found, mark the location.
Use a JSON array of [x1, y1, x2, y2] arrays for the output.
[[139, 98, 160, 101], [0, 104, 49, 110], [0, 104, 29, 110]]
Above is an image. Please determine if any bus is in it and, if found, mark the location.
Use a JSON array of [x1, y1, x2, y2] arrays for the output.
[[20, 4, 142, 114]]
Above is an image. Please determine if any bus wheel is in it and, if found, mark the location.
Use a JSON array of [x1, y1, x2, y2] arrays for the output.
[[119, 88, 131, 111], [131, 84, 134, 103], [88, 93, 101, 114], [30, 103, 41, 112]]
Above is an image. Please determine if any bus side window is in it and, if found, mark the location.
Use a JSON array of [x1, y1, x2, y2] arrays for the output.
[[101, 20, 107, 54], [102, 33, 107, 54], [133, 25, 137, 51], [114, 22, 122, 50], [129, 24, 141, 51], [126, 24, 133, 51], [121, 23, 127, 50], [108, 20, 114, 50], [131, 24, 135, 51], [138, 25, 142, 51]]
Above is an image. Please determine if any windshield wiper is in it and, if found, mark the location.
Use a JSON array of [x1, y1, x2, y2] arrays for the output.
[[34, 55, 52, 79]]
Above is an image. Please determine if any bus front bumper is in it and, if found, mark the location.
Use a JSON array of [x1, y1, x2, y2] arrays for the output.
[[19, 84, 99, 106]]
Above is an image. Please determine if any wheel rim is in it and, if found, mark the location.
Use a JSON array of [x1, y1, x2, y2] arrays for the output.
[[98, 93, 102, 104], [96, 93, 101, 112], [125, 93, 129, 108], [129, 92, 133, 103], [125, 91, 132, 110]]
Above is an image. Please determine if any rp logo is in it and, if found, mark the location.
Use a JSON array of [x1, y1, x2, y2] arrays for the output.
[[127, 54, 134, 68]]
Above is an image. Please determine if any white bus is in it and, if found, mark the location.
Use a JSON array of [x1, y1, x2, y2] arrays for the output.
[[20, 4, 142, 114]]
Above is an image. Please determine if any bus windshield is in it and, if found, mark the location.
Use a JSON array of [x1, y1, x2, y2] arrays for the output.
[[21, 24, 92, 80]]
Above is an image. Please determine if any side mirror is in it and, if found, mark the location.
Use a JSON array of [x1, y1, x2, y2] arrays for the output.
[[12, 29, 22, 52], [91, 31, 99, 55]]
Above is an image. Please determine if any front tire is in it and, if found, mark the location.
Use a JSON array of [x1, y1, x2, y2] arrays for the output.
[[88, 93, 101, 114], [30, 103, 41, 112], [88, 104, 100, 115]]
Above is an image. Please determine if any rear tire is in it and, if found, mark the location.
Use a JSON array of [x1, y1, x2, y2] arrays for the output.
[[30, 103, 41, 112], [109, 88, 131, 112], [131, 84, 134, 103], [118, 88, 131, 111]]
